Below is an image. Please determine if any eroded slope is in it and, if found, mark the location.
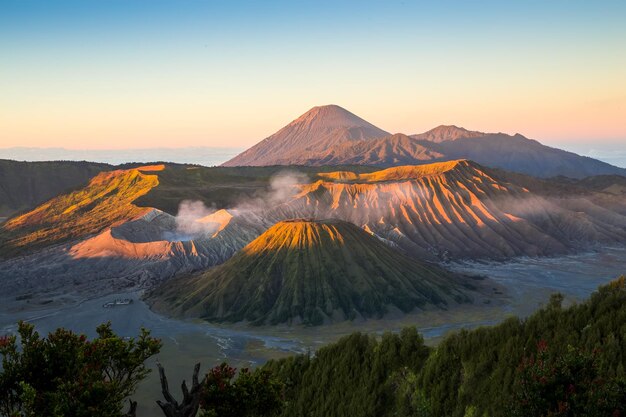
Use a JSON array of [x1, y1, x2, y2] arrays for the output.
[[270, 160, 626, 259], [148, 219, 475, 325]]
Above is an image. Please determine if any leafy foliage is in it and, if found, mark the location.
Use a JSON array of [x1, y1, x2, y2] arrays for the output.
[[2, 277, 625, 417], [511, 340, 626, 416], [199, 363, 283, 417], [264, 327, 430, 417], [0, 321, 161, 417], [415, 278, 626, 416], [263, 277, 626, 417]]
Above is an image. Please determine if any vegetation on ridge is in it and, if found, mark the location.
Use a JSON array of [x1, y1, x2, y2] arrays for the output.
[[0, 167, 161, 256], [263, 277, 626, 417], [0, 159, 110, 219], [0, 323, 283, 417]]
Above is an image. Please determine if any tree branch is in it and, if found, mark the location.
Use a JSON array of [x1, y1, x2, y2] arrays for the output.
[[155, 362, 203, 417]]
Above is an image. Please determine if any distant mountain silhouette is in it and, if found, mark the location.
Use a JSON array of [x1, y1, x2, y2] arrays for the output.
[[410, 125, 485, 143], [223, 105, 626, 178], [222, 105, 389, 166]]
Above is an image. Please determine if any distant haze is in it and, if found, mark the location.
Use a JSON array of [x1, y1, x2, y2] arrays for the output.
[[551, 143, 626, 169], [0, 147, 243, 166], [1, 142, 625, 169]]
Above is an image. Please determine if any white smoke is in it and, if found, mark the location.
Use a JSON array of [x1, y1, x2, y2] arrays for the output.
[[167, 171, 309, 241], [174, 200, 217, 237], [234, 170, 309, 212], [268, 170, 309, 204]]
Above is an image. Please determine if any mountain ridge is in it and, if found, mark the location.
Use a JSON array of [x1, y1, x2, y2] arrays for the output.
[[411, 125, 485, 143], [222, 105, 626, 178], [2, 160, 625, 303]]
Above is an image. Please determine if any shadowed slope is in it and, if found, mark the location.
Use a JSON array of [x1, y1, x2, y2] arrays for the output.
[[291, 130, 626, 178], [429, 133, 626, 178], [279, 133, 444, 166], [148, 219, 472, 325]]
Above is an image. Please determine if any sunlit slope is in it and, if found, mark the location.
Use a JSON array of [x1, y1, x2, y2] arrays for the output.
[[133, 164, 378, 215], [3, 159, 625, 266], [271, 160, 626, 259], [0, 165, 162, 255], [66, 207, 264, 267], [0, 159, 110, 218], [148, 219, 472, 325], [0, 163, 375, 257]]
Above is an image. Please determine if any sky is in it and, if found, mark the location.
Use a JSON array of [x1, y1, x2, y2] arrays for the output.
[[1, 0, 625, 151]]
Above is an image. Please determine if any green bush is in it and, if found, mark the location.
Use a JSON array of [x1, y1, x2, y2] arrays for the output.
[[0, 322, 161, 417]]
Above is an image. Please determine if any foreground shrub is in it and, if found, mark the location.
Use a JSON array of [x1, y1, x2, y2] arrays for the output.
[[0, 321, 161, 417]]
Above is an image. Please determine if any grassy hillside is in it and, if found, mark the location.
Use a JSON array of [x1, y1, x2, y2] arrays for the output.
[[148, 219, 474, 325], [0, 165, 161, 256], [0, 159, 110, 218], [134, 164, 378, 214], [0, 163, 377, 257]]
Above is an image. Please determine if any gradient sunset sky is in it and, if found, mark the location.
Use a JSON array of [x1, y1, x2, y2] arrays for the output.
[[1, 0, 625, 150]]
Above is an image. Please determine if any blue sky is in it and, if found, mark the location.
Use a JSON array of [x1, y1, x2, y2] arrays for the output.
[[1, 0, 625, 149]]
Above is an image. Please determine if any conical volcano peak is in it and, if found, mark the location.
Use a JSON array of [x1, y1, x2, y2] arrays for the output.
[[290, 105, 377, 129], [243, 218, 350, 252], [222, 105, 389, 166], [149, 218, 472, 325]]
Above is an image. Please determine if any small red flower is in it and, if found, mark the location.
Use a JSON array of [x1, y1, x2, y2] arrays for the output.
[[537, 339, 548, 352], [0, 335, 10, 348]]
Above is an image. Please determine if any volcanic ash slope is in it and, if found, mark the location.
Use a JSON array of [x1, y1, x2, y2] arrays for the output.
[[147, 219, 475, 326], [269, 160, 626, 260]]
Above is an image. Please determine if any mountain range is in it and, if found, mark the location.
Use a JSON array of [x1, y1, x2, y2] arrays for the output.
[[223, 105, 626, 179], [1, 105, 626, 326], [2, 160, 625, 309]]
